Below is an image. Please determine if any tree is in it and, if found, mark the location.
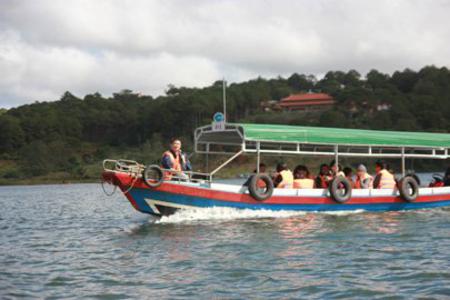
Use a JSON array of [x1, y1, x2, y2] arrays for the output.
[[0, 115, 25, 152], [2, 65, 450, 180], [391, 68, 419, 93], [287, 73, 314, 91], [366, 69, 390, 89], [19, 141, 52, 176], [319, 110, 348, 127], [60, 91, 80, 102]]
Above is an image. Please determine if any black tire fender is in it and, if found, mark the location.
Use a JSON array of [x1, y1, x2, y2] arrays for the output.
[[248, 174, 274, 201], [329, 176, 352, 203], [143, 165, 164, 188], [398, 176, 419, 202]]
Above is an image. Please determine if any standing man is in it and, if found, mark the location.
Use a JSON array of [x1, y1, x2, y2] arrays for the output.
[[161, 138, 192, 180]]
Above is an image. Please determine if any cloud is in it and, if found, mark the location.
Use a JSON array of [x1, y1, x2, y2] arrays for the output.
[[1, 0, 450, 107]]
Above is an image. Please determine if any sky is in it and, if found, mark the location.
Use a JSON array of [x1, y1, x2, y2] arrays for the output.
[[1, 0, 449, 108]]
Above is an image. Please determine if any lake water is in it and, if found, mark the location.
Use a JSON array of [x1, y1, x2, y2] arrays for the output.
[[1, 183, 450, 299]]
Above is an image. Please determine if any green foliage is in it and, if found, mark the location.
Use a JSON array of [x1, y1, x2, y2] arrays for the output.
[[1, 65, 450, 182], [319, 110, 349, 127], [19, 141, 52, 176], [0, 115, 25, 152]]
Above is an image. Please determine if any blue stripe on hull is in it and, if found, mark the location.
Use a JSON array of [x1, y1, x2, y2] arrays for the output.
[[128, 188, 450, 215]]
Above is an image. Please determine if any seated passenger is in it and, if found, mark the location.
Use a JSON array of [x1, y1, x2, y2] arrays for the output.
[[273, 162, 294, 188], [314, 164, 330, 188], [329, 160, 345, 178], [372, 160, 396, 189], [256, 163, 267, 174], [429, 174, 445, 188], [354, 164, 373, 189], [444, 167, 450, 187], [293, 165, 314, 189], [343, 166, 355, 187], [243, 163, 267, 187], [161, 138, 192, 180]]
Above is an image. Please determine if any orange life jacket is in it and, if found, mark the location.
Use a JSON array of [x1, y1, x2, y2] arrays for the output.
[[293, 178, 314, 189], [316, 175, 329, 188], [378, 169, 396, 189], [277, 170, 294, 188], [355, 173, 373, 189], [162, 150, 182, 180]]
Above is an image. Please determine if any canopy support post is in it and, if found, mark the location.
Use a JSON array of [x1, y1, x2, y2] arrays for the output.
[[334, 145, 339, 169], [206, 143, 210, 173], [223, 78, 227, 123], [210, 150, 244, 180], [256, 142, 261, 173], [401, 147, 406, 177]]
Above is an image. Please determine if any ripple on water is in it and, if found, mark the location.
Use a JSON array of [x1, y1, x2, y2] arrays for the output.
[[0, 184, 450, 299]]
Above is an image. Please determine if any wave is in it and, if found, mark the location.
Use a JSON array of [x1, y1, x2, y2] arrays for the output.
[[155, 207, 366, 224]]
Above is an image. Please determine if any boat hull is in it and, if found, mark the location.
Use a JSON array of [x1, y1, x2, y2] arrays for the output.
[[103, 171, 450, 216]]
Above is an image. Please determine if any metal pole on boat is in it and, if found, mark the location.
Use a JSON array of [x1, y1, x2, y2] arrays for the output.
[[210, 150, 244, 177], [401, 147, 406, 177], [256, 142, 260, 173], [334, 145, 339, 170], [206, 143, 210, 173], [223, 78, 227, 123]]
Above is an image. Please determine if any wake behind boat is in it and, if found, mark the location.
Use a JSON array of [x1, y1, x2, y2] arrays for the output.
[[102, 122, 450, 216]]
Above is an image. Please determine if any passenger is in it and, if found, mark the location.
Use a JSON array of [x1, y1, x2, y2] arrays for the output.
[[314, 164, 330, 188], [161, 138, 192, 180], [444, 167, 450, 187], [429, 174, 445, 188], [256, 163, 267, 174], [243, 163, 267, 187], [389, 168, 399, 186], [354, 164, 373, 189], [329, 160, 345, 178], [293, 165, 314, 189], [373, 160, 396, 189], [343, 167, 355, 187], [273, 162, 294, 188], [255, 163, 268, 188]]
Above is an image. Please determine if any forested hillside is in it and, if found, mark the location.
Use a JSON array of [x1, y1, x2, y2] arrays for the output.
[[1, 66, 450, 184]]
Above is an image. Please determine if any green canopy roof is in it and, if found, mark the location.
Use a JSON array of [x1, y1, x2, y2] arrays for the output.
[[237, 123, 450, 149]]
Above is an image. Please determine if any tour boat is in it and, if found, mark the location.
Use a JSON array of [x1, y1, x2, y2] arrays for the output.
[[102, 122, 450, 216]]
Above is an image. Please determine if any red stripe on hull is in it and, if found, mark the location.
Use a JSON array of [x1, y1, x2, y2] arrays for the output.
[[154, 182, 448, 205], [107, 171, 450, 206]]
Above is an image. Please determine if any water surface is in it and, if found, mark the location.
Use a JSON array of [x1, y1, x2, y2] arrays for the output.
[[1, 183, 449, 299]]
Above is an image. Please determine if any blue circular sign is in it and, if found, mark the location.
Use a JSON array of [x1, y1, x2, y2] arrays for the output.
[[213, 112, 225, 122]]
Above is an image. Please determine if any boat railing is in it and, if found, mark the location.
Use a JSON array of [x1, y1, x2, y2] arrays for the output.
[[160, 168, 212, 184], [103, 159, 145, 176], [103, 159, 213, 184]]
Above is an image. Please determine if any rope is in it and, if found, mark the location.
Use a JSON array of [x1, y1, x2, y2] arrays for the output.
[[122, 173, 140, 195], [102, 159, 144, 196], [101, 179, 117, 196]]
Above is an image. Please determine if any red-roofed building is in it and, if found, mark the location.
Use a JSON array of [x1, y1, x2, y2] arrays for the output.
[[280, 92, 335, 111]]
